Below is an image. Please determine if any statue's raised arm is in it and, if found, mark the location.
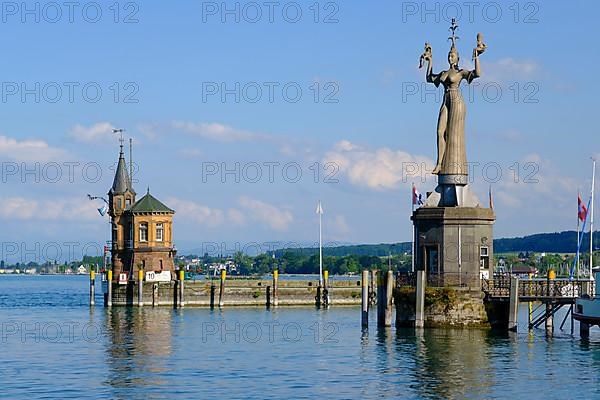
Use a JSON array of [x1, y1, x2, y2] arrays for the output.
[[464, 32, 487, 83], [420, 42, 443, 86]]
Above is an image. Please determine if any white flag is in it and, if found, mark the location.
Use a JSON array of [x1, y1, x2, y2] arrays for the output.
[[316, 200, 323, 215]]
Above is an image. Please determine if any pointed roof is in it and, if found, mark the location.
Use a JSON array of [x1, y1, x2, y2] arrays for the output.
[[110, 147, 135, 195], [130, 189, 174, 214]]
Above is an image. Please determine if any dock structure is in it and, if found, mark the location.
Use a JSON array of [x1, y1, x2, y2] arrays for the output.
[[481, 276, 592, 331], [102, 275, 364, 308], [394, 271, 592, 331]]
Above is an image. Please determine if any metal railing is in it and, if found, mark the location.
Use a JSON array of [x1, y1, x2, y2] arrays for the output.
[[481, 275, 594, 299], [396, 271, 481, 288]]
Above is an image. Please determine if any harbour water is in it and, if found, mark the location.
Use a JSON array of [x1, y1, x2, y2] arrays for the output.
[[2, 275, 600, 399]]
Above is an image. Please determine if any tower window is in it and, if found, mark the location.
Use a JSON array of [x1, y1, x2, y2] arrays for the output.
[[139, 223, 148, 242], [156, 223, 164, 242]]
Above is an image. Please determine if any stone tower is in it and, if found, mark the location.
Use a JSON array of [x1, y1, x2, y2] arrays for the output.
[[108, 144, 176, 280]]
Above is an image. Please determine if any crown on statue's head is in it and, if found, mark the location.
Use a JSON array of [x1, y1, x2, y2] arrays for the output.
[[447, 18, 460, 49]]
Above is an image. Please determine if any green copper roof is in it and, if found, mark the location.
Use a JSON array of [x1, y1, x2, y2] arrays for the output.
[[130, 190, 174, 213]]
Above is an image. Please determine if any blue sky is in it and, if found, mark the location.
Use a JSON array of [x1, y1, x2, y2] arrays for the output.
[[0, 0, 598, 261]]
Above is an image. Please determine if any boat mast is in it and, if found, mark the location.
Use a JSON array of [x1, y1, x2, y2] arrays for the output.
[[591, 158, 596, 279], [578, 190, 581, 279], [316, 200, 324, 286]]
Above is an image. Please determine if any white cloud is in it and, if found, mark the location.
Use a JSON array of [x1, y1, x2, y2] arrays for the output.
[[0, 135, 67, 162], [481, 58, 539, 84], [0, 197, 98, 221], [164, 196, 292, 231], [238, 196, 293, 231], [227, 208, 246, 225], [179, 148, 203, 159], [172, 121, 263, 143], [69, 122, 115, 143], [331, 214, 351, 236], [484, 153, 577, 211], [324, 141, 434, 190], [495, 129, 523, 142], [166, 197, 225, 227]]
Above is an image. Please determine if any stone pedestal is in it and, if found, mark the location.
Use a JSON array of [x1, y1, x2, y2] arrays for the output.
[[412, 191, 495, 285]]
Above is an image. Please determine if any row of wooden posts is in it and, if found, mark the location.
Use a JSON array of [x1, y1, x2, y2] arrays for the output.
[[361, 269, 396, 328], [90, 269, 332, 308]]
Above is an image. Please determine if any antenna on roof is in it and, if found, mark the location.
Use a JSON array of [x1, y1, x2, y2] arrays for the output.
[[129, 138, 133, 187]]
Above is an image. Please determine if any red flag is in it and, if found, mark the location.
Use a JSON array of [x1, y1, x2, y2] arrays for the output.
[[412, 184, 423, 206], [578, 194, 588, 222]]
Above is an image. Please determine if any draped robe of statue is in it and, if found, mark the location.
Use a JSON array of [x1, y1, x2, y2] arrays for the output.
[[430, 68, 477, 179]]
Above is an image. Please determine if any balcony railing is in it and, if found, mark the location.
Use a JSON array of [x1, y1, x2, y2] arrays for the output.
[[396, 271, 482, 289]]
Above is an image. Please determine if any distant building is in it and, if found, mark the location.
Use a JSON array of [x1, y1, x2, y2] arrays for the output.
[[510, 264, 538, 277], [108, 142, 177, 280]]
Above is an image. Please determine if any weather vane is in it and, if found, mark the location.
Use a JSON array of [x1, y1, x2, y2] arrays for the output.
[[113, 128, 126, 150]]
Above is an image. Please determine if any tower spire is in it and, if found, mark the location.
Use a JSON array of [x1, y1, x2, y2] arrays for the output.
[[109, 128, 135, 195]]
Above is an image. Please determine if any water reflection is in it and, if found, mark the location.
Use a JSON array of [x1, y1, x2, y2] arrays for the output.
[[103, 308, 173, 393], [372, 328, 495, 399]]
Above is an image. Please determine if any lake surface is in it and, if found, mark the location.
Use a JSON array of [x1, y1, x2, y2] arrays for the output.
[[1, 275, 600, 399]]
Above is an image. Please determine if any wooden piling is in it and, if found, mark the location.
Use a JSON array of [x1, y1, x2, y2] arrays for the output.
[[179, 269, 185, 308], [219, 269, 226, 307], [210, 284, 216, 309], [266, 285, 271, 309], [377, 270, 385, 327], [528, 273, 532, 329], [107, 270, 113, 307], [361, 270, 369, 328], [273, 270, 279, 307], [385, 270, 394, 327], [415, 270, 425, 328], [315, 285, 322, 308], [581, 321, 590, 338], [137, 269, 144, 307], [508, 277, 519, 332], [323, 270, 330, 306], [89, 270, 95, 307], [545, 303, 553, 332], [152, 284, 158, 307]]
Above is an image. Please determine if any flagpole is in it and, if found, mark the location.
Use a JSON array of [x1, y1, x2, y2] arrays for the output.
[[577, 190, 581, 280], [318, 201, 323, 287], [411, 183, 415, 273], [571, 197, 592, 279], [591, 158, 596, 279]]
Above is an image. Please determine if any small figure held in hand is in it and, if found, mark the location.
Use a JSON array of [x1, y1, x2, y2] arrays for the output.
[[419, 42, 432, 69], [472, 32, 486, 60]]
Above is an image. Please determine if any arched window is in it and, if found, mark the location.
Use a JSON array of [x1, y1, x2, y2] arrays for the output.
[[139, 223, 148, 242]]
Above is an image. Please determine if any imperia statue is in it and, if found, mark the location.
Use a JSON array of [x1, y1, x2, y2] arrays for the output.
[[420, 19, 487, 180]]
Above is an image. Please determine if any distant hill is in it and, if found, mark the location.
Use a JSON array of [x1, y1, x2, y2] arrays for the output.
[[272, 231, 599, 257], [494, 231, 598, 253], [274, 242, 412, 258]]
